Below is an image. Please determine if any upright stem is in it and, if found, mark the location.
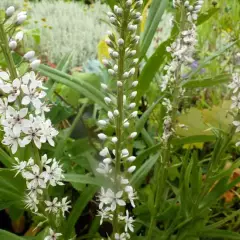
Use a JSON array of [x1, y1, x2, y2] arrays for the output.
[[147, 6, 186, 240], [0, 22, 18, 80], [113, 2, 128, 234]]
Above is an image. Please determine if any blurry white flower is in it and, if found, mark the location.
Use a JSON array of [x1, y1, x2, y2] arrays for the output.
[[44, 228, 62, 240]]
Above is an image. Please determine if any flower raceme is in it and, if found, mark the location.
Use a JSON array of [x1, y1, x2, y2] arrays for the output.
[[0, 71, 57, 153], [0, 7, 70, 239], [96, 0, 142, 238]]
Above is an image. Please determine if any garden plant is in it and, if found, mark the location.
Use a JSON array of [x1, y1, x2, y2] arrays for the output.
[[0, 0, 240, 240]]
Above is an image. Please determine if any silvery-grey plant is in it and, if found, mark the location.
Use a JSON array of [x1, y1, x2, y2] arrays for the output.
[[0, 0, 109, 69]]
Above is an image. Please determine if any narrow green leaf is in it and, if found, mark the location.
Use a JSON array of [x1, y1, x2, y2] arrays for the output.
[[64, 185, 98, 239], [64, 173, 106, 187], [0, 230, 24, 239], [138, 40, 169, 98], [184, 41, 236, 80], [199, 229, 240, 239], [38, 64, 108, 111], [0, 148, 13, 167], [140, 0, 168, 59], [136, 97, 163, 132], [131, 153, 160, 187], [182, 74, 232, 88], [197, 8, 220, 25]]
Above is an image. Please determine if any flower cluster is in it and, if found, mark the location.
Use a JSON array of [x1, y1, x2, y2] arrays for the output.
[[13, 154, 71, 215], [160, 0, 204, 143], [0, 71, 58, 153], [1, 6, 70, 239], [229, 73, 240, 146], [97, 0, 142, 238]]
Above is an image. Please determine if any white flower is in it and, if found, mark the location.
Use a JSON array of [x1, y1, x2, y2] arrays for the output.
[[128, 166, 136, 173], [0, 98, 8, 115], [96, 162, 112, 176], [233, 121, 240, 132], [42, 159, 64, 186], [22, 117, 43, 148], [99, 147, 109, 157], [22, 164, 46, 189], [16, 12, 27, 24], [39, 119, 58, 146], [45, 197, 60, 213], [106, 189, 126, 211], [21, 77, 46, 109], [44, 228, 62, 240], [26, 181, 43, 198], [114, 233, 130, 240], [97, 208, 113, 225], [1, 78, 21, 102], [231, 94, 240, 109], [2, 128, 23, 154], [128, 190, 137, 208], [13, 157, 28, 176], [0, 71, 10, 82], [229, 73, 240, 93], [9, 40, 17, 50], [24, 194, 39, 212], [2, 106, 29, 135], [59, 197, 71, 217], [124, 210, 134, 232]]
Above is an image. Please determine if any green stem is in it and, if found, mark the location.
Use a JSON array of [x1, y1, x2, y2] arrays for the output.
[[112, 3, 129, 235], [0, 22, 18, 80], [147, 5, 186, 240]]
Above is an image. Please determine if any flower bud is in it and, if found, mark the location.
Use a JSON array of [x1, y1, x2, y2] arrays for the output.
[[130, 132, 137, 139], [105, 39, 114, 48], [129, 103, 136, 109], [100, 147, 109, 157], [131, 111, 138, 118], [118, 38, 124, 46], [117, 81, 122, 87], [188, 5, 193, 11], [108, 111, 114, 119], [114, 110, 119, 116], [103, 158, 112, 164], [6, 6, 15, 17], [108, 69, 115, 76], [101, 83, 108, 89], [9, 40, 17, 50], [129, 68, 135, 76], [112, 137, 118, 143], [98, 120, 107, 126], [125, 185, 133, 193], [111, 51, 119, 58], [121, 149, 129, 157], [104, 97, 112, 104], [30, 59, 41, 69], [132, 81, 138, 87], [102, 59, 111, 68], [131, 91, 137, 98], [184, 1, 190, 7], [123, 121, 130, 128], [126, 0, 132, 6], [15, 31, 24, 41], [128, 166, 136, 173], [24, 50, 35, 61], [127, 156, 136, 162], [123, 72, 129, 79], [98, 133, 107, 140], [16, 12, 27, 24], [113, 65, 118, 71]]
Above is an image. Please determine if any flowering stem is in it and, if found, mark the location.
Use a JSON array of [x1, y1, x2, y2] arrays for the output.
[[112, 4, 128, 235], [0, 22, 18, 80], [147, 6, 186, 239]]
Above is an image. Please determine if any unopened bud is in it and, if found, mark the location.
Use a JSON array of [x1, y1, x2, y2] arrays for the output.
[[6, 6, 15, 17], [9, 40, 17, 50]]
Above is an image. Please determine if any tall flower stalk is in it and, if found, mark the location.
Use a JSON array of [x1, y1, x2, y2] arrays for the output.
[[96, 0, 142, 238], [0, 6, 70, 240], [147, 1, 204, 239]]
